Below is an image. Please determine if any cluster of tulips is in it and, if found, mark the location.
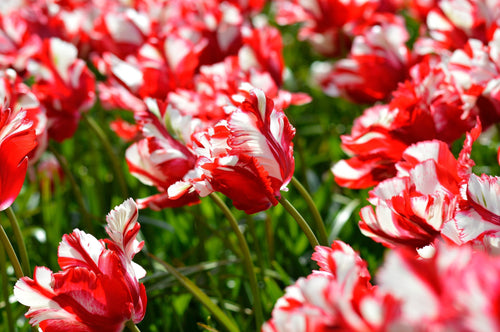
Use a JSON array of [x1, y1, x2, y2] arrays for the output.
[[2, 0, 500, 331]]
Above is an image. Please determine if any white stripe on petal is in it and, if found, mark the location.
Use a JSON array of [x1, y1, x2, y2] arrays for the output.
[[58, 229, 104, 269], [468, 174, 500, 215], [14, 267, 54, 308], [50, 38, 77, 83], [105, 198, 139, 255], [14, 267, 76, 325]]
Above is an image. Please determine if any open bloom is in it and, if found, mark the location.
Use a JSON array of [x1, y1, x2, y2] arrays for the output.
[[413, 0, 500, 55], [14, 199, 147, 331], [127, 83, 298, 214], [0, 10, 42, 71], [171, 85, 296, 213], [273, 0, 380, 57], [442, 173, 500, 254], [333, 54, 480, 189], [265, 240, 500, 332], [0, 105, 37, 211], [313, 13, 412, 104], [263, 241, 399, 332], [27, 37, 95, 142], [89, 6, 152, 59], [331, 104, 408, 188], [359, 140, 461, 256], [378, 242, 500, 331], [358, 123, 481, 256], [0, 68, 47, 162], [125, 98, 201, 210]]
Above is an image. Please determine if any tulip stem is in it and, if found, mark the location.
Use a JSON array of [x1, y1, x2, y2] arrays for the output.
[[5, 207, 30, 275], [0, 223, 23, 279], [83, 113, 129, 198], [149, 253, 240, 332], [278, 196, 320, 248], [291, 176, 329, 246], [0, 245, 14, 332], [209, 193, 264, 330], [125, 320, 141, 332]]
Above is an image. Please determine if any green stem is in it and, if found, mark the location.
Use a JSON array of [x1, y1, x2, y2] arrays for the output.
[[149, 253, 240, 332], [83, 114, 129, 198], [278, 196, 320, 248], [209, 193, 264, 329], [125, 320, 141, 332], [48, 143, 95, 232], [5, 207, 30, 276], [291, 176, 329, 246], [0, 245, 14, 332], [0, 224, 23, 279]]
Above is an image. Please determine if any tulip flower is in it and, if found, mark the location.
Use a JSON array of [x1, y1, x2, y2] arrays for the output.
[[378, 242, 500, 331], [273, 0, 380, 57], [171, 85, 296, 213], [0, 69, 47, 162], [27, 37, 95, 142], [413, 0, 499, 55], [0, 105, 37, 211], [265, 240, 500, 332], [333, 54, 480, 189], [313, 13, 412, 103], [14, 199, 147, 331], [359, 140, 460, 256], [358, 124, 481, 256], [442, 173, 500, 254], [263, 241, 399, 332]]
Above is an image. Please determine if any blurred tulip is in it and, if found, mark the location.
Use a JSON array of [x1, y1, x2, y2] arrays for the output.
[[263, 241, 399, 332], [27, 38, 95, 142]]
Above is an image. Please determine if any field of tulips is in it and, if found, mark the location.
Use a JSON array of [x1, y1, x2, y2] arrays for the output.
[[3, 0, 500, 331]]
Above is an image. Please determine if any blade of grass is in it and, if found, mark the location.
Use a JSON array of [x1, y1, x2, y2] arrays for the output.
[[82, 113, 129, 198], [264, 214, 274, 262], [0, 245, 14, 332], [48, 143, 96, 232], [144, 258, 240, 292], [149, 253, 240, 332], [329, 197, 360, 241], [196, 212, 240, 256], [209, 193, 263, 329], [246, 215, 265, 280]]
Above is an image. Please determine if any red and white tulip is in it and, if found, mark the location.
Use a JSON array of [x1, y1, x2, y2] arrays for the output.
[[14, 199, 147, 331]]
